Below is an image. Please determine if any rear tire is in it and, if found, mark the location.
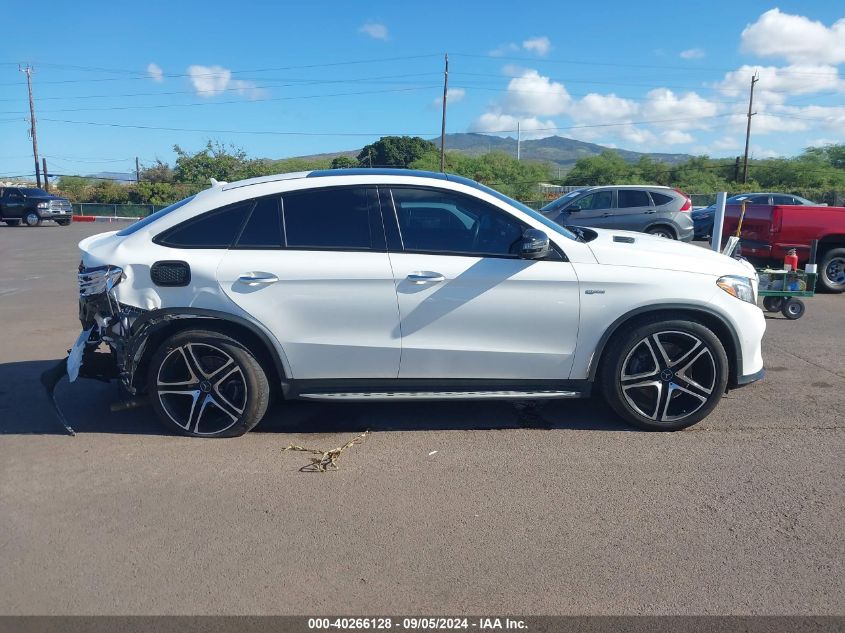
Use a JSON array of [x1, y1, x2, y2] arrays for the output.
[[600, 318, 729, 431], [23, 212, 42, 227], [818, 247, 845, 293], [762, 296, 784, 312], [147, 329, 270, 438], [647, 226, 676, 239]]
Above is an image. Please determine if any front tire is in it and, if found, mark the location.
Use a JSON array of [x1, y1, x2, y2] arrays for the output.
[[4, 219, 21, 227], [23, 212, 42, 227], [600, 319, 729, 431], [818, 248, 845, 293], [147, 329, 270, 437], [56, 220, 71, 226]]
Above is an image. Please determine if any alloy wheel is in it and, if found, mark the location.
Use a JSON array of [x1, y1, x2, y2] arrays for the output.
[[156, 343, 247, 435], [620, 331, 716, 423], [825, 256, 845, 288]]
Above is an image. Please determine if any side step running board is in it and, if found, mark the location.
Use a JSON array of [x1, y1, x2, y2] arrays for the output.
[[298, 390, 581, 401]]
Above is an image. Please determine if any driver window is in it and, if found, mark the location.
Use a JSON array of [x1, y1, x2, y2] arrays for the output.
[[390, 187, 524, 257], [574, 190, 612, 211]]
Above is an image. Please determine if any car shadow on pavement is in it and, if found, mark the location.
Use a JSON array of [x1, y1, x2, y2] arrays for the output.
[[0, 359, 631, 436]]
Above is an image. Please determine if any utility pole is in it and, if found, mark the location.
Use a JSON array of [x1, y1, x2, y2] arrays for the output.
[[135, 157, 141, 183], [517, 121, 521, 161], [20, 65, 41, 188], [439, 53, 448, 172], [733, 156, 741, 183], [42, 157, 49, 192], [742, 72, 759, 184]]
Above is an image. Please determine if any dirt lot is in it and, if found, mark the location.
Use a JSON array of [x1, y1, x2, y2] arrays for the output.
[[1, 222, 843, 615]]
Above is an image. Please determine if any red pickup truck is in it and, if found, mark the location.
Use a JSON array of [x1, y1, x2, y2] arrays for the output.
[[721, 203, 845, 293]]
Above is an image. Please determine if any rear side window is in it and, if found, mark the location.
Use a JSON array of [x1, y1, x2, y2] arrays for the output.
[[618, 190, 651, 208], [282, 187, 373, 249], [650, 192, 673, 206], [155, 202, 251, 248], [236, 197, 283, 248], [749, 195, 770, 204], [772, 195, 796, 205]]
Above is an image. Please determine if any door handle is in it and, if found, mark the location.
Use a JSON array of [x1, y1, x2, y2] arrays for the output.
[[644, 210, 656, 214], [407, 271, 445, 284], [238, 273, 279, 285], [601, 213, 613, 217]]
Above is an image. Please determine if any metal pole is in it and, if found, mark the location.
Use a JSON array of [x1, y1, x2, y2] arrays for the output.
[[439, 54, 448, 173], [135, 156, 141, 184], [711, 191, 727, 252], [42, 157, 49, 192], [742, 73, 758, 184], [517, 122, 521, 161], [20, 65, 41, 188]]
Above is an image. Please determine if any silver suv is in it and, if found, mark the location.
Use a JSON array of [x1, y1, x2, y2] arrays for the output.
[[541, 185, 695, 241]]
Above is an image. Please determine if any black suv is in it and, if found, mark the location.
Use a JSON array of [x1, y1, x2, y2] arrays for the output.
[[0, 187, 73, 226]]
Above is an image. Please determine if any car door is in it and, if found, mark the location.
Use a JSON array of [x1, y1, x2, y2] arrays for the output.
[[614, 188, 655, 232], [564, 189, 615, 229], [383, 185, 580, 381], [216, 187, 401, 379], [2, 188, 25, 219]]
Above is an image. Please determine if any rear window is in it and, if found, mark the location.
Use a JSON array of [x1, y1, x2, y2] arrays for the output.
[[282, 187, 373, 250], [116, 196, 196, 237], [650, 192, 673, 206]]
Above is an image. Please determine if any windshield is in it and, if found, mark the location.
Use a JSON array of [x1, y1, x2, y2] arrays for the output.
[[448, 176, 578, 241], [540, 189, 584, 213], [116, 195, 196, 236], [19, 188, 49, 196]]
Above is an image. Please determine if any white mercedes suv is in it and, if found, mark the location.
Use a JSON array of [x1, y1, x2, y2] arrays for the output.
[[71, 169, 765, 436]]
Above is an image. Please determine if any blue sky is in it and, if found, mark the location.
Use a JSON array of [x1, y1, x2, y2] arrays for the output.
[[1, 0, 843, 179]]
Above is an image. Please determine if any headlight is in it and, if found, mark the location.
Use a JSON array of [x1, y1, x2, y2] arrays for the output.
[[717, 275, 756, 304], [37, 201, 49, 209]]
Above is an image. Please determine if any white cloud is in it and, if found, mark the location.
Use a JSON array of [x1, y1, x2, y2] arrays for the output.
[[741, 9, 845, 64], [640, 88, 720, 129], [187, 65, 264, 99], [502, 69, 571, 116], [433, 87, 466, 106], [469, 113, 556, 139], [680, 48, 705, 59], [489, 43, 519, 57], [522, 36, 551, 56], [716, 64, 843, 106], [146, 63, 163, 82], [661, 130, 694, 144], [359, 22, 388, 40]]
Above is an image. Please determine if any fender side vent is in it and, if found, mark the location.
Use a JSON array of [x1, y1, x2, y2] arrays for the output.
[[613, 235, 635, 243], [151, 261, 191, 287]]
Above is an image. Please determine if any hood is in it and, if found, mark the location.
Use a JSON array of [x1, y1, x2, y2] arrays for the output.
[[585, 228, 755, 278]]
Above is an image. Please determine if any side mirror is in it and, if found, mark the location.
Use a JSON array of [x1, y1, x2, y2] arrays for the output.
[[520, 229, 551, 260], [568, 205, 582, 212]]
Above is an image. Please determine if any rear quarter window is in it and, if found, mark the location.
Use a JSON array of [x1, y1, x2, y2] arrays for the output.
[[650, 192, 674, 206], [154, 201, 252, 248]]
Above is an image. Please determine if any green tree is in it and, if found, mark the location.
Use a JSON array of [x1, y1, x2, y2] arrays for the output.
[[172, 141, 253, 183], [331, 155, 359, 169], [140, 159, 174, 183], [562, 151, 639, 186], [357, 136, 437, 168]]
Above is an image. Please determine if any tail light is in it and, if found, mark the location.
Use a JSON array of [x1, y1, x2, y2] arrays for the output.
[[771, 206, 783, 235], [673, 188, 692, 212]]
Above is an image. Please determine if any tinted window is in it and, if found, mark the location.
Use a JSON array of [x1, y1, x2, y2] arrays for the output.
[[574, 191, 612, 210], [749, 195, 770, 204], [117, 195, 196, 236], [19, 188, 48, 196], [283, 187, 372, 249], [650, 192, 673, 206], [391, 187, 524, 256], [156, 202, 251, 248], [772, 194, 796, 205], [236, 197, 283, 248], [618, 190, 651, 208]]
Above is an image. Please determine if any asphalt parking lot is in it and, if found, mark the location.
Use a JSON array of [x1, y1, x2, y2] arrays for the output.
[[0, 222, 843, 615]]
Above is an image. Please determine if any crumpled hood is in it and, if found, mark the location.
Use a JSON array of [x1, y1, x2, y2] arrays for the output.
[[585, 228, 756, 278]]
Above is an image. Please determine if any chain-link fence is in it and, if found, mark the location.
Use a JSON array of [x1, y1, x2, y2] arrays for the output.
[[72, 203, 169, 217]]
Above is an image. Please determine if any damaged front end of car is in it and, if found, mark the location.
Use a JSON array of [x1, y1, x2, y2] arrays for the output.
[[74, 263, 149, 391]]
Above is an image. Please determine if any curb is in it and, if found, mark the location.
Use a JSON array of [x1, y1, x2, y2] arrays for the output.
[[74, 216, 138, 223]]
